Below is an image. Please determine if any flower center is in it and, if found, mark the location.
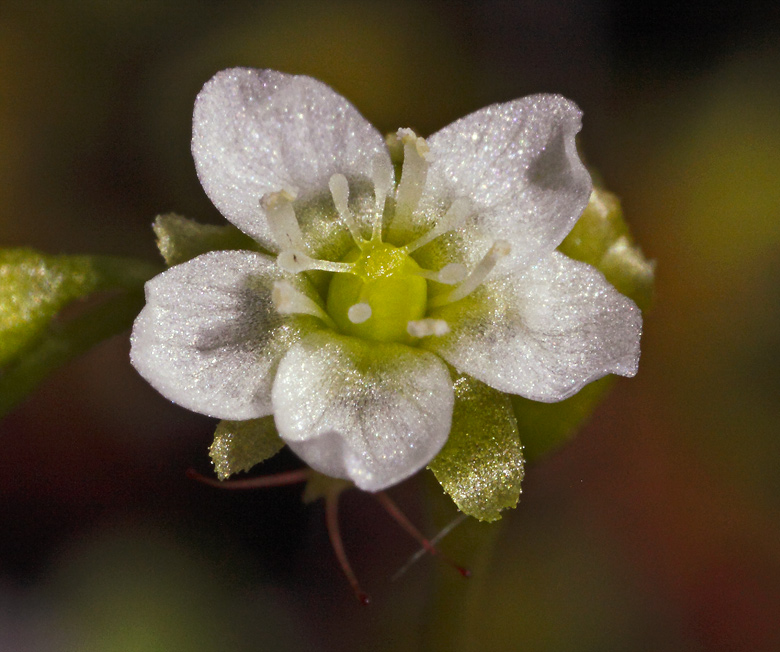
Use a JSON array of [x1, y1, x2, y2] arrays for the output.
[[268, 128, 512, 344], [326, 242, 427, 343]]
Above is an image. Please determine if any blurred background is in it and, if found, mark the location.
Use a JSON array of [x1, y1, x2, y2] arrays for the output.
[[2, 1, 780, 650]]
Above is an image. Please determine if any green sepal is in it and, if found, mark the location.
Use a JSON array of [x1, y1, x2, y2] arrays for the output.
[[429, 373, 524, 522], [558, 187, 655, 311], [153, 213, 265, 267], [209, 416, 285, 480]]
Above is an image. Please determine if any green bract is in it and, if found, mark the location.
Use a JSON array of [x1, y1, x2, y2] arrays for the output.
[[429, 374, 524, 521], [209, 416, 285, 480]]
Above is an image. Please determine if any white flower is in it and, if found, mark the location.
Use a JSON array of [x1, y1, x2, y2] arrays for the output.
[[130, 68, 641, 493]]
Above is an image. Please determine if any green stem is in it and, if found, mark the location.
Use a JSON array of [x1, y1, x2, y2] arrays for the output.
[[422, 475, 504, 651]]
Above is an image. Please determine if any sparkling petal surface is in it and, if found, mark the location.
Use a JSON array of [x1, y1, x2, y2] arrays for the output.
[[425, 251, 642, 401], [130, 250, 322, 420], [271, 332, 454, 492], [408, 95, 591, 269], [192, 68, 389, 251]]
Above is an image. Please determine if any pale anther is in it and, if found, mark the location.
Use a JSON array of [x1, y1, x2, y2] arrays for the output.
[[404, 198, 470, 253], [398, 128, 432, 162], [329, 174, 364, 245], [262, 188, 305, 252], [347, 303, 372, 324], [431, 240, 511, 307], [407, 319, 450, 338], [277, 250, 353, 275], [272, 281, 337, 329], [371, 154, 393, 241]]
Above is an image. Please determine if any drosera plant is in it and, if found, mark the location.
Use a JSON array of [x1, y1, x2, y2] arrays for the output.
[[128, 68, 647, 596], [0, 67, 653, 602]]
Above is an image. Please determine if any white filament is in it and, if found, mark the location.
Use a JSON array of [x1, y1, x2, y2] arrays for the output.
[[393, 129, 430, 226], [432, 240, 511, 307], [262, 188, 305, 252], [415, 263, 468, 285], [371, 154, 394, 241], [404, 198, 470, 253], [277, 250, 352, 274], [272, 281, 337, 329], [329, 174, 364, 245]]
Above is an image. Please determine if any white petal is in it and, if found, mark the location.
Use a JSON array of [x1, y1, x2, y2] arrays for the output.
[[192, 68, 390, 250], [425, 252, 642, 401], [271, 332, 454, 492], [130, 250, 323, 420], [411, 95, 591, 269]]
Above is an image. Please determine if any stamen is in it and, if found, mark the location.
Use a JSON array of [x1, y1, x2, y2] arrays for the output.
[[326, 490, 371, 605], [414, 263, 467, 285], [277, 250, 353, 275], [262, 188, 305, 252], [272, 280, 338, 329], [392, 129, 431, 233], [404, 198, 470, 253], [407, 319, 450, 338], [329, 174, 364, 245], [371, 154, 393, 241], [431, 240, 511, 307], [347, 303, 372, 324]]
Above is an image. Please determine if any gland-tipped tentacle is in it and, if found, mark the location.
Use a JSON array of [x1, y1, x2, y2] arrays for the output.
[[392, 513, 469, 581], [374, 492, 470, 579], [186, 467, 311, 489], [326, 490, 371, 605]]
